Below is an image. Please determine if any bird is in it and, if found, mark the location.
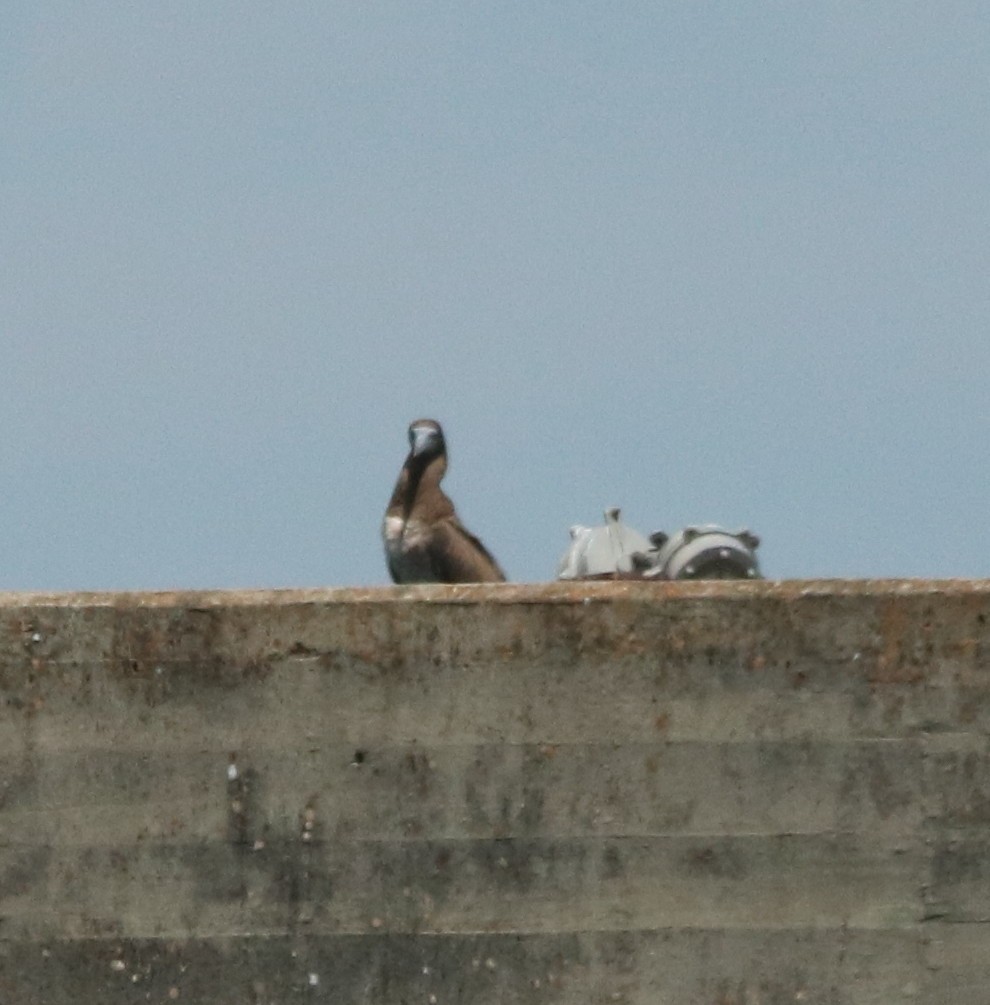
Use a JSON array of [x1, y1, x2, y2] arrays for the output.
[[382, 418, 506, 583]]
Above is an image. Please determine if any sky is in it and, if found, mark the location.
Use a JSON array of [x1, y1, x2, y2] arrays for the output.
[[2, 2, 989, 590]]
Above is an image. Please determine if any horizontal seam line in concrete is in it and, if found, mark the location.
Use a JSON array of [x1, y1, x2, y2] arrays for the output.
[[0, 921, 936, 943], [0, 830, 926, 846]]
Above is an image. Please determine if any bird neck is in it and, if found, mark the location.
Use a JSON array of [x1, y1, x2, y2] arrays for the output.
[[390, 452, 449, 520]]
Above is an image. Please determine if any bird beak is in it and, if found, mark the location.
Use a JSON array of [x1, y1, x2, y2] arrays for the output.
[[410, 426, 436, 457]]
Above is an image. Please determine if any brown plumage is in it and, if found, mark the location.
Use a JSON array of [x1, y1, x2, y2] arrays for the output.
[[383, 419, 506, 583]]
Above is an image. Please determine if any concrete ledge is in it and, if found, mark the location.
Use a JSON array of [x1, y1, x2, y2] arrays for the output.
[[2, 580, 989, 1003]]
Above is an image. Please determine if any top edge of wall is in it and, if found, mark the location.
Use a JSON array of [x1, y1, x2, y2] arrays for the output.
[[0, 578, 988, 609]]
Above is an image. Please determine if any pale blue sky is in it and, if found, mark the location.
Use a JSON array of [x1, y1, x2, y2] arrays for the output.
[[2, 3, 989, 589]]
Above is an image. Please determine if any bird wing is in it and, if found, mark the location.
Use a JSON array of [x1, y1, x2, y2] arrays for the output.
[[387, 552, 402, 584], [428, 516, 506, 583]]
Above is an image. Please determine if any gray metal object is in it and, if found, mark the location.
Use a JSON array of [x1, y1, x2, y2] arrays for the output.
[[646, 525, 761, 580], [557, 510, 761, 580], [557, 507, 656, 579]]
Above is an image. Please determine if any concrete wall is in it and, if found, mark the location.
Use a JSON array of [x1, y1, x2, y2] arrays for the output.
[[1, 580, 988, 1004]]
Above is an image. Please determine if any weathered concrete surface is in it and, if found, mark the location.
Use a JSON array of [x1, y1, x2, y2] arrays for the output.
[[1, 579, 989, 1003]]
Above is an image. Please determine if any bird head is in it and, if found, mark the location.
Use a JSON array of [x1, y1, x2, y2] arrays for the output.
[[408, 418, 445, 459]]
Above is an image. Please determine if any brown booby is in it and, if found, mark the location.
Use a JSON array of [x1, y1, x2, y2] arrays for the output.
[[383, 418, 506, 583]]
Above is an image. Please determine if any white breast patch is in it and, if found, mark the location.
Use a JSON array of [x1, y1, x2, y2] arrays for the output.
[[383, 515, 405, 543]]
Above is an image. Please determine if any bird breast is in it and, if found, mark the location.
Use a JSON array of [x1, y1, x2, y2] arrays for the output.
[[383, 514, 440, 581]]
